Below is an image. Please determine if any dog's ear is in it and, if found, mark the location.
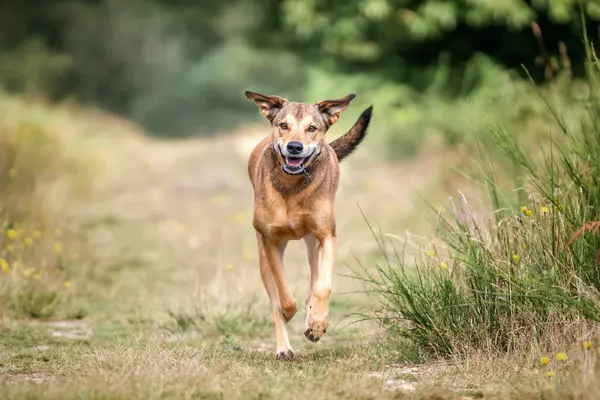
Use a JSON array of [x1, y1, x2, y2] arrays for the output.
[[315, 93, 356, 126], [245, 91, 289, 122]]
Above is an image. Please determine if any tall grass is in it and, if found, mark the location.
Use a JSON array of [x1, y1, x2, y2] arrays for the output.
[[0, 99, 92, 318], [359, 37, 600, 360]]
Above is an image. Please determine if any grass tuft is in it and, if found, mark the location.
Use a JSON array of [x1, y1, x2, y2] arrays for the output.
[[164, 297, 271, 339], [352, 32, 600, 396]]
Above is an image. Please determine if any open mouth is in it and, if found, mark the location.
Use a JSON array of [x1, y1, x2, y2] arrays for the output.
[[283, 155, 308, 173], [280, 148, 316, 175]]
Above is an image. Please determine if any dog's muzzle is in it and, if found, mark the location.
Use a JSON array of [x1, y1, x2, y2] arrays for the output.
[[274, 143, 320, 176]]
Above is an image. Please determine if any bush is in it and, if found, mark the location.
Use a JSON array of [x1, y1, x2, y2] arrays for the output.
[[359, 35, 600, 358]]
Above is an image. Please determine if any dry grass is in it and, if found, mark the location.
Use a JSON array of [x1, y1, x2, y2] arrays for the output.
[[2, 87, 599, 399], [0, 93, 467, 399]]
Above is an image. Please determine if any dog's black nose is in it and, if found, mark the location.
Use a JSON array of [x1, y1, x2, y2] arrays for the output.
[[286, 141, 304, 155]]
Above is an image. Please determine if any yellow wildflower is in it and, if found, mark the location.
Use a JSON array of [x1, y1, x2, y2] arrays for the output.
[[556, 352, 567, 361], [226, 262, 234, 270], [525, 209, 532, 216], [540, 356, 550, 365], [24, 237, 33, 247], [64, 281, 71, 288], [6, 229, 17, 239], [33, 230, 42, 239], [512, 254, 520, 264], [546, 371, 554, 378], [23, 269, 33, 278], [520, 206, 528, 213], [53, 242, 63, 255], [523, 243, 527, 249], [33, 273, 41, 280], [540, 206, 549, 214], [584, 341, 593, 350], [0, 258, 9, 271], [6, 244, 15, 252], [8, 168, 17, 179], [440, 261, 448, 270], [425, 250, 435, 257]]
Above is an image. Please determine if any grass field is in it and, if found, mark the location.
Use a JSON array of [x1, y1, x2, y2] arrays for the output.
[[0, 96, 468, 399], [1, 75, 600, 399]]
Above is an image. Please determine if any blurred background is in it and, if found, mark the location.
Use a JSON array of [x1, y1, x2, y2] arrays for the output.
[[1, 2, 600, 397], [1, 0, 599, 151]]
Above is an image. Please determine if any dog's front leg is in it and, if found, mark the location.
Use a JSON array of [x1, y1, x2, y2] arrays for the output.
[[305, 234, 337, 343], [257, 233, 295, 359], [262, 236, 298, 322]]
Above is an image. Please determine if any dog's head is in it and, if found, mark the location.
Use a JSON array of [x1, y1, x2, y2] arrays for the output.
[[245, 91, 355, 175]]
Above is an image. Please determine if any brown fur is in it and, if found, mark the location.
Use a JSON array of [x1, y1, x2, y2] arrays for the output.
[[244, 90, 373, 359], [330, 106, 373, 161]]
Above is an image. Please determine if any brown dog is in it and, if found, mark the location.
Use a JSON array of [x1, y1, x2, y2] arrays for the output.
[[245, 90, 372, 360]]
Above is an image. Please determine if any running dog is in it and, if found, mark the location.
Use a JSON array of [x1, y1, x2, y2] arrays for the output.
[[245, 90, 372, 360]]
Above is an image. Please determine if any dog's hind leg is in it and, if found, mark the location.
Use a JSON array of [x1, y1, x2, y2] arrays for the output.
[[257, 232, 295, 360], [303, 234, 320, 337]]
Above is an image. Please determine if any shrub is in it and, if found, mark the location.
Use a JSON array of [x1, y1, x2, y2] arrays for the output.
[[359, 35, 600, 358]]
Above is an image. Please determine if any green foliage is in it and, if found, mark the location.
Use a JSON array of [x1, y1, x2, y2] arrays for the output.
[[0, 0, 308, 136], [0, 38, 72, 96], [255, 0, 598, 70], [305, 52, 578, 161], [1, 0, 600, 139], [358, 37, 600, 357]]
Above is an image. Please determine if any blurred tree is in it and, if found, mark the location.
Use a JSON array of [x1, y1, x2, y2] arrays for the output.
[[0, 0, 79, 96], [0, 0, 599, 136], [248, 0, 600, 86]]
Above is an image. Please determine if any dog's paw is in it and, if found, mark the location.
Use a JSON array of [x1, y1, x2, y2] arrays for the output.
[[304, 328, 321, 343], [305, 317, 328, 343], [275, 349, 294, 361], [281, 301, 298, 323]]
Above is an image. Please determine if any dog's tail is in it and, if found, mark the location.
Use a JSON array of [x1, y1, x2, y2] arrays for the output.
[[329, 106, 373, 162]]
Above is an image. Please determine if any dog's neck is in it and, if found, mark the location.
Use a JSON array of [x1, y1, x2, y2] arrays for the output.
[[268, 145, 322, 196]]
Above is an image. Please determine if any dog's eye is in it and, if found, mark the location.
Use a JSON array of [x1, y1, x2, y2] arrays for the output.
[[307, 125, 317, 133], [279, 122, 289, 130]]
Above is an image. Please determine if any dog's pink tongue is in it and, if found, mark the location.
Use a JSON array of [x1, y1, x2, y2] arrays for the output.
[[286, 157, 302, 167]]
